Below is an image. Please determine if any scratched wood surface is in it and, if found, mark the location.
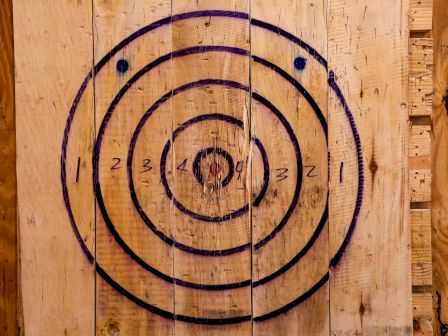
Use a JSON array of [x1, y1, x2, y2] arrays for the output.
[[170, 1, 251, 335], [328, 0, 413, 334], [0, 1, 17, 335], [14, 0, 416, 335], [433, 0, 448, 334], [13, 0, 95, 335], [93, 1, 174, 334], [251, 1, 329, 335]]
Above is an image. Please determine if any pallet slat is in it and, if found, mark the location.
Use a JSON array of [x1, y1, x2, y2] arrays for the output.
[[411, 210, 433, 287], [410, 39, 433, 117], [409, 0, 433, 32], [410, 124, 432, 203]]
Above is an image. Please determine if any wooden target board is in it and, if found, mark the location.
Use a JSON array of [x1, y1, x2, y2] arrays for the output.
[[14, 0, 413, 335]]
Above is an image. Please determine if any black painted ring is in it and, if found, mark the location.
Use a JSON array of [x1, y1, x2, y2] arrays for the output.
[[192, 147, 235, 188], [157, 114, 269, 223], [61, 10, 364, 324]]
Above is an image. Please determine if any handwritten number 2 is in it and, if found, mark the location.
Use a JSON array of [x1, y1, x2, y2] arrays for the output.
[[111, 158, 121, 170]]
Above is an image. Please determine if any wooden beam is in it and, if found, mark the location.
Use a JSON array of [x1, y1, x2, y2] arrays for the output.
[[0, 1, 17, 335], [433, 0, 448, 334], [410, 0, 433, 32]]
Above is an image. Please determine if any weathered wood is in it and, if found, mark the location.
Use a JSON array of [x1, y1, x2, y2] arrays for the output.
[[410, 124, 432, 203], [411, 209, 432, 287], [433, 0, 448, 334], [328, 0, 413, 334], [410, 39, 433, 117], [13, 1, 417, 334], [13, 0, 95, 334], [251, 0, 329, 334], [92, 1, 174, 334], [413, 292, 434, 336], [0, 1, 17, 335], [170, 1, 251, 335]]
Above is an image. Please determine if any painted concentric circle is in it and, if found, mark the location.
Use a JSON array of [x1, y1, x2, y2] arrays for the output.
[[61, 10, 364, 324]]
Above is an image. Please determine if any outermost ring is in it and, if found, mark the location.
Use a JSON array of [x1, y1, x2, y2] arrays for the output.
[[61, 10, 364, 324]]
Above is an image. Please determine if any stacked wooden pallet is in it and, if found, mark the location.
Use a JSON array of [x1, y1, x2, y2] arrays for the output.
[[409, 1, 434, 334]]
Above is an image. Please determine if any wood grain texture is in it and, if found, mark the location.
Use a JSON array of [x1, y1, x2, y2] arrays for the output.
[[410, 0, 433, 32], [0, 1, 17, 335], [410, 39, 433, 117], [171, 1, 251, 335], [410, 123, 432, 203], [328, 0, 413, 334], [413, 292, 434, 336], [251, 1, 329, 335], [93, 1, 174, 334], [13, 1, 417, 334], [411, 209, 432, 287], [13, 0, 95, 335], [433, 0, 448, 334]]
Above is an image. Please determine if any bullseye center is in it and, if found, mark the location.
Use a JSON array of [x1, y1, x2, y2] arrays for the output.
[[209, 162, 221, 176], [192, 147, 234, 188]]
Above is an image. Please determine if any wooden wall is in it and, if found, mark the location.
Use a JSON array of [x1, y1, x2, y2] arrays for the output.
[[12, 1, 413, 335], [409, 1, 435, 335]]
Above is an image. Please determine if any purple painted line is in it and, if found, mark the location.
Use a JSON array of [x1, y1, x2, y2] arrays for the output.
[[60, 10, 363, 324], [328, 71, 364, 267], [61, 71, 94, 263]]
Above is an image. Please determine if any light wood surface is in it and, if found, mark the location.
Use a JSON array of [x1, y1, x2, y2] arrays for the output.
[[328, 0, 413, 334], [13, 0, 95, 335], [13, 1, 416, 334], [410, 39, 433, 117]]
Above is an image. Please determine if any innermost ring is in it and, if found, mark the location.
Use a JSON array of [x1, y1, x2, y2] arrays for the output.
[[192, 147, 235, 188]]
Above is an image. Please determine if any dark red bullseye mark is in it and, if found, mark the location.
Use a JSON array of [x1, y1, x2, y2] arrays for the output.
[[209, 162, 221, 176]]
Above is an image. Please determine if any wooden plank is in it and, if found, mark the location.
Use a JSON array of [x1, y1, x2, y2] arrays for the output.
[[410, 124, 432, 203], [13, 1, 95, 334], [328, 0, 413, 334], [409, 0, 433, 32], [432, 0, 448, 334], [251, 1, 329, 335], [170, 1, 251, 335], [411, 210, 432, 286], [0, 1, 17, 334], [92, 1, 175, 334], [409, 39, 433, 117], [413, 292, 434, 335]]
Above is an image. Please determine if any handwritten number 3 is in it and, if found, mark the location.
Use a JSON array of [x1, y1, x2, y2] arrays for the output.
[[275, 168, 288, 182], [141, 159, 153, 173]]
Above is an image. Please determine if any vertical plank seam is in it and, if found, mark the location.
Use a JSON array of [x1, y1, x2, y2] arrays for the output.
[[326, 0, 332, 334], [92, 0, 97, 334], [248, 1, 254, 334]]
